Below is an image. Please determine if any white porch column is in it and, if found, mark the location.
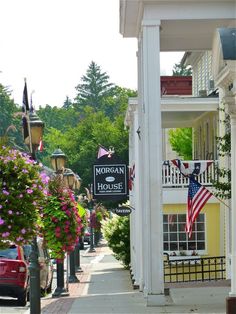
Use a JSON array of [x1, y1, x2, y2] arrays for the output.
[[141, 19, 165, 306], [226, 98, 236, 296]]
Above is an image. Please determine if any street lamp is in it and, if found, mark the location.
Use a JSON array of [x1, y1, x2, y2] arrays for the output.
[[50, 147, 66, 173], [51, 149, 70, 298], [24, 111, 44, 314]]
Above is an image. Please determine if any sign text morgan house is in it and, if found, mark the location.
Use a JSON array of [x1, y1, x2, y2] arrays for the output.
[[93, 155, 128, 201]]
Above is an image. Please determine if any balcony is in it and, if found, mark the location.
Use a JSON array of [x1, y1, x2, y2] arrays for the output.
[[162, 160, 218, 188]]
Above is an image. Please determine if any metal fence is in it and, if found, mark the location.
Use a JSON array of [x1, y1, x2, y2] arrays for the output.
[[164, 255, 226, 283]]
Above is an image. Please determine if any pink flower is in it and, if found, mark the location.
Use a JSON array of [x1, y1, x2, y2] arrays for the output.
[[0, 218, 5, 225], [2, 232, 10, 237], [26, 189, 33, 194]]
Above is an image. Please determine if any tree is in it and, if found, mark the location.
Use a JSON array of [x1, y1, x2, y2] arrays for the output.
[[212, 109, 231, 199], [168, 128, 192, 160], [0, 84, 24, 148], [172, 62, 192, 76], [62, 96, 73, 109], [74, 61, 114, 112]]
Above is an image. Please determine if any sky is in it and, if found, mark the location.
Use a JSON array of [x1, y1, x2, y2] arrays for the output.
[[0, 0, 184, 109]]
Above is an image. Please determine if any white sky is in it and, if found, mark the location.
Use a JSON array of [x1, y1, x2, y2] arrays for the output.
[[0, 0, 184, 109]]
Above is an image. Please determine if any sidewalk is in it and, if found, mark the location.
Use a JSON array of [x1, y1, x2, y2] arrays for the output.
[[40, 242, 229, 314]]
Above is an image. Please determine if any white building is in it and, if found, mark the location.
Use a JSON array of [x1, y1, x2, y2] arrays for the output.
[[120, 0, 236, 307]]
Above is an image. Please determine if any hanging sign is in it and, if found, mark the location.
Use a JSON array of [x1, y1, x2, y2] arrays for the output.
[[93, 154, 128, 201], [113, 206, 132, 216]]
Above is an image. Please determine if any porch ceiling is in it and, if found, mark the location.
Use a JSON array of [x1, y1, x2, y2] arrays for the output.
[[125, 96, 219, 128], [120, 0, 236, 51], [161, 96, 219, 128]]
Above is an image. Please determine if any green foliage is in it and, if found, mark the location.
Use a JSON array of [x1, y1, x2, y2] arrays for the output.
[[18, 62, 135, 191], [172, 62, 192, 76], [0, 84, 24, 149], [212, 108, 231, 199], [0, 146, 47, 249], [168, 128, 192, 160], [102, 215, 130, 268]]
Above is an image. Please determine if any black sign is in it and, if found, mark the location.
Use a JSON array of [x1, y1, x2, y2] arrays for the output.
[[113, 206, 132, 216], [93, 155, 128, 201]]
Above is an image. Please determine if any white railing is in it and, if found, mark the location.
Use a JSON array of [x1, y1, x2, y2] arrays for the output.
[[162, 160, 218, 188]]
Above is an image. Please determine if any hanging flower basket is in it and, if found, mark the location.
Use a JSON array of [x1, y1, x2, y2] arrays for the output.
[[0, 146, 47, 249], [42, 182, 82, 261]]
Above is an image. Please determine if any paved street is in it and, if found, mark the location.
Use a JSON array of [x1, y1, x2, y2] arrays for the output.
[[0, 242, 230, 314]]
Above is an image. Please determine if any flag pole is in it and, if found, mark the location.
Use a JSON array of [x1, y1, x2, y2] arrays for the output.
[[212, 194, 230, 208]]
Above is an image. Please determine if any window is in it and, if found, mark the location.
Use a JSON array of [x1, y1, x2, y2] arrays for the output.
[[163, 213, 205, 254]]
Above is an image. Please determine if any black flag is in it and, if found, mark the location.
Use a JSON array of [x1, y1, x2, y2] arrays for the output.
[[22, 80, 29, 140], [22, 80, 30, 112]]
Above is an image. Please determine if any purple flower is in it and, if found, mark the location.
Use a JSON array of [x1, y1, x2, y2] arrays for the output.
[[0, 218, 4, 225], [2, 189, 9, 195], [8, 210, 13, 215], [0, 205, 2, 209], [2, 232, 10, 238], [26, 189, 33, 194], [22, 169, 28, 173], [18, 194, 23, 198], [21, 228, 26, 234]]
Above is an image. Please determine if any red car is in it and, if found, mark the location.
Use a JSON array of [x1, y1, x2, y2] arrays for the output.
[[0, 243, 29, 306]]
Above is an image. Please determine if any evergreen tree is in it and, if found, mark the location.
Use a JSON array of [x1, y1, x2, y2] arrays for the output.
[[74, 61, 114, 112], [62, 96, 73, 109], [172, 62, 192, 76]]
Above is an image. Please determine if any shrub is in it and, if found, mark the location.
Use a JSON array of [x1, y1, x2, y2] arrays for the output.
[[102, 215, 130, 268]]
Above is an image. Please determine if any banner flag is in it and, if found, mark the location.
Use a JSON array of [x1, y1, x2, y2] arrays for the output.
[[97, 145, 109, 159]]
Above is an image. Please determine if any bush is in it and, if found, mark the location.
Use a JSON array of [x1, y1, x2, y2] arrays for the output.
[[101, 215, 130, 268]]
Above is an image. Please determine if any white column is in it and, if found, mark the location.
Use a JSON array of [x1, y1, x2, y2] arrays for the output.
[[137, 37, 145, 292], [141, 19, 165, 306], [129, 120, 136, 282], [227, 100, 236, 296]]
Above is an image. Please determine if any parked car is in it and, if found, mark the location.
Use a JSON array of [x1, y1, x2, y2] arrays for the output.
[[0, 243, 29, 306], [23, 237, 54, 295]]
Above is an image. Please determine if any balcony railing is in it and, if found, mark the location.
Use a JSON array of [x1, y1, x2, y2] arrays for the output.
[[162, 160, 218, 188]]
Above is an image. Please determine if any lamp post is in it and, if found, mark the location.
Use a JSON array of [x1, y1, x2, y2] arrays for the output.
[[50, 148, 70, 298], [73, 175, 83, 273], [63, 168, 80, 283], [24, 111, 44, 314], [87, 185, 95, 253]]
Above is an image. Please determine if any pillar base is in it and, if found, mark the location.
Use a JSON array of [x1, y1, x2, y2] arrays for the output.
[[68, 275, 80, 283], [52, 287, 69, 298], [146, 293, 167, 306], [226, 296, 236, 314]]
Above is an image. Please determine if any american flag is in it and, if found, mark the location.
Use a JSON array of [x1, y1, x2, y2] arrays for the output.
[[186, 177, 213, 238]]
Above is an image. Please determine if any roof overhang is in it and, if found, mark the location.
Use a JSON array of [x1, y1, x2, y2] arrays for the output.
[[120, 0, 236, 51]]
